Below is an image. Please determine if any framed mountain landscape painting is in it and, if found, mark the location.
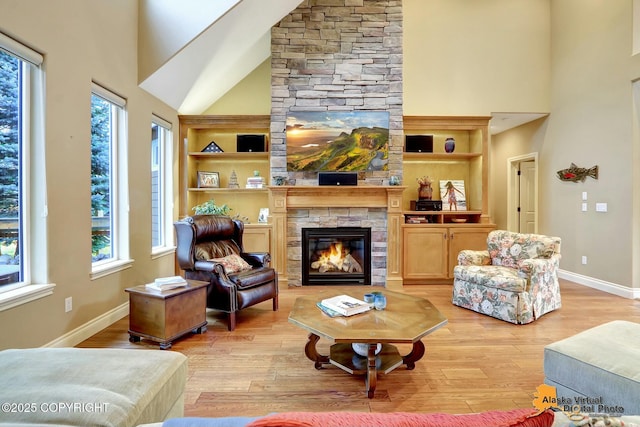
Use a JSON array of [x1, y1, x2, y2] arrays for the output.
[[285, 111, 389, 172]]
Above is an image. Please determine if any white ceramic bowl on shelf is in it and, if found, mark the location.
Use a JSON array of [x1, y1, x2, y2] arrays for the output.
[[351, 343, 382, 357]]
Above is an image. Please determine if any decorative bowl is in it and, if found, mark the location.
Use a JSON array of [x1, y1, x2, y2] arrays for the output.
[[451, 218, 467, 223], [352, 343, 382, 357]]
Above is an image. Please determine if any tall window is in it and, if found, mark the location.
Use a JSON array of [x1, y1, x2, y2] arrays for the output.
[[90, 83, 130, 275], [151, 116, 173, 253], [0, 35, 43, 291]]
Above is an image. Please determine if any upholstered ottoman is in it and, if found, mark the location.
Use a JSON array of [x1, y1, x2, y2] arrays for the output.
[[0, 347, 187, 426], [544, 320, 640, 415]]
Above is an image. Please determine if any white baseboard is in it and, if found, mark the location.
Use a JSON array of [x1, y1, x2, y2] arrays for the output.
[[43, 302, 129, 348], [559, 269, 640, 299]]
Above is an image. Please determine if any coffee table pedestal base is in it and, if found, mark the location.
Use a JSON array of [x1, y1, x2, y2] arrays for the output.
[[304, 333, 426, 398]]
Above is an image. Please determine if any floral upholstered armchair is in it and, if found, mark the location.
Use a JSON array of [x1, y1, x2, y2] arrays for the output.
[[452, 230, 562, 324]]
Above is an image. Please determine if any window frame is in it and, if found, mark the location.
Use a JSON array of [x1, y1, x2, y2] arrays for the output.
[[150, 115, 175, 257], [90, 83, 132, 279], [0, 32, 54, 311]]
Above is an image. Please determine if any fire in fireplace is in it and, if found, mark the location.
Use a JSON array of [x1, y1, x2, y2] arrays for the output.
[[301, 227, 371, 285]]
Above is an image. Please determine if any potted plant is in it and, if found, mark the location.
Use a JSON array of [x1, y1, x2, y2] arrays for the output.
[[192, 199, 232, 216], [191, 199, 249, 223]]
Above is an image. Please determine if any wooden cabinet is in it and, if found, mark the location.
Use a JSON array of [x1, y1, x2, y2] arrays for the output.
[[243, 224, 271, 253], [402, 225, 494, 284], [403, 227, 448, 280], [178, 115, 272, 252], [401, 116, 494, 284], [447, 226, 495, 273], [125, 280, 208, 349]]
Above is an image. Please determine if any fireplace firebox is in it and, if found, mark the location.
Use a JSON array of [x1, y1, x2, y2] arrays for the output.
[[302, 227, 371, 285]]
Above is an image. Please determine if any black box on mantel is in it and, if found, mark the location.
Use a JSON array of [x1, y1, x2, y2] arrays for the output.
[[411, 200, 443, 211], [318, 172, 358, 186]]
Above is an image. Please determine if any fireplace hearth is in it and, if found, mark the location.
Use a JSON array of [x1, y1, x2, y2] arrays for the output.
[[302, 227, 371, 286]]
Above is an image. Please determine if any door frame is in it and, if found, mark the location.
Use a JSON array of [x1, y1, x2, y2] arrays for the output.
[[507, 153, 538, 233]]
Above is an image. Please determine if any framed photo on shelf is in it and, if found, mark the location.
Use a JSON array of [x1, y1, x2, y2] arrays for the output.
[[258, 208, 269, 223], [197, 171, 220, 188], [439, 179, 467, 211]]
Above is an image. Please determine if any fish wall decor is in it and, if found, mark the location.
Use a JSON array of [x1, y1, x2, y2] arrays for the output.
[[556, 163, 598, 182]]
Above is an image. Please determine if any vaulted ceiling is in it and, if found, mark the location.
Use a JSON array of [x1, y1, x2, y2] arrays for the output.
[[137, 0, 544, 133], [138, 0, 303, 115]]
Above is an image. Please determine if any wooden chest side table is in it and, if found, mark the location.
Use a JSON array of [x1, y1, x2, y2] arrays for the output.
[[125, 280, 208, 349]]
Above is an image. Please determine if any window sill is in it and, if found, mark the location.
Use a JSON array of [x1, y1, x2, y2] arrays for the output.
[[90, 258, 134, 280], [0, 283, 56, 313], [151, 246, 176, 260]]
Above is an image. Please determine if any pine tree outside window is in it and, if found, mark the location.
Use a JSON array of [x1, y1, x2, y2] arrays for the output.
[[0, 32, 53, 310], [90, 83, 131, 278]]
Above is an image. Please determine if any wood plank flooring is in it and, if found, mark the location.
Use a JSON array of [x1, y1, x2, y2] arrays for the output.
[[77, 280, 640, 417]]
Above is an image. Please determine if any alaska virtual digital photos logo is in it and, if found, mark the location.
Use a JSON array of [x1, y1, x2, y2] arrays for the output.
[[532, 384, 629, 426]]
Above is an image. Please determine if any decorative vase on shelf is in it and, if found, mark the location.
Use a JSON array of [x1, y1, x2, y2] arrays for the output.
[[418, 184, 433, 200], [444, 137, 456, 153]]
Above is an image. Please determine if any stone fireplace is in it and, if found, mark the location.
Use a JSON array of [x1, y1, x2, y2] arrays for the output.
[[268, 0, 404, 289], [269, 186, 404, 288]]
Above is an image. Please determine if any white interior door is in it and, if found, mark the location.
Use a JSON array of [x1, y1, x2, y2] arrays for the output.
[[518, 160, 537, 233], [507, 154, 538, 233]]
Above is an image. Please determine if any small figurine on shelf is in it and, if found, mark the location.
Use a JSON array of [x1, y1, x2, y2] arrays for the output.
[[417, 176, 433, 200], [228, 170, 240, 189]]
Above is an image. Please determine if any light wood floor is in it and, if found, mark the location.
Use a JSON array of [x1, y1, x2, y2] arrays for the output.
[[77, 280, 640, 417]]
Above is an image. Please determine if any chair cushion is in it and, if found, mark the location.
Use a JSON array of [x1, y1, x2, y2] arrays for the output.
[[453, 265, 527, 292], [229, 267, 276, 289], [195, 239, 241, 260], [210, 254, 252, 273]]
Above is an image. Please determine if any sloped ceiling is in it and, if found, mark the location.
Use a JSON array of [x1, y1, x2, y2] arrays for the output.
[[139, 0, 302, 115], [138, 1, 546, 133]]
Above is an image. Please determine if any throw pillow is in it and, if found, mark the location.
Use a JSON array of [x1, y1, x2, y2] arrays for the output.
[[209, 254, 252, 274], [245, 408, 555, 427]]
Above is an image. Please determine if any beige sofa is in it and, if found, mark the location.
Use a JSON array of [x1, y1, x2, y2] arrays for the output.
[[0, 347, 187, 427]]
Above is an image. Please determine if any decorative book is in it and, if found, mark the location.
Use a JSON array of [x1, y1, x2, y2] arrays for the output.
[[320, 295, 371, 317], [145, 276, 188, 291], [316, 302, 342, 318]]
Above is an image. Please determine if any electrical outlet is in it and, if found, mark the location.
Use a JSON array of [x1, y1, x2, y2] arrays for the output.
[[581, 256, 587, 265], [582, 192, 587, 201], [65, 297, 72, 313], [581, 203, 587, 212]]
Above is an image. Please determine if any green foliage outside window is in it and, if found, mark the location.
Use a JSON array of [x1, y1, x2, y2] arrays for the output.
[[0, 51, 20, 256], [90, 95, 112, 258]]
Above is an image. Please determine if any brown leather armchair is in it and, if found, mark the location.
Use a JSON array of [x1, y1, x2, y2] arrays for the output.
[[174, 215, 278, 331]]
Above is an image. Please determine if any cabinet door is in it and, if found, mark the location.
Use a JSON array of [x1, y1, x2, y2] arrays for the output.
[[447, 227, 494, 278], [403, 228, 448, 280], [243, 226, 271, 254]]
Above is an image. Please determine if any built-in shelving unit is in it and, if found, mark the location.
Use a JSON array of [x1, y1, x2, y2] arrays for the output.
[[178, 115, 272, 253], [401, 116, 495, 283]]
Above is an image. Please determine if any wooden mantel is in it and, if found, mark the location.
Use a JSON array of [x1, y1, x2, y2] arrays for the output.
[[269, 186, 406, 289]]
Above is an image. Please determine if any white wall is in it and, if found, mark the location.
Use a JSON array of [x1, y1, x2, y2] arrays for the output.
[[403, 0, 550, 115], [0, 0, 179, 349], [542, 0, 639, 290]]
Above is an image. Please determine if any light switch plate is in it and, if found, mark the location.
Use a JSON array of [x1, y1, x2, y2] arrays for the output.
[[581, 203, 587, 212]]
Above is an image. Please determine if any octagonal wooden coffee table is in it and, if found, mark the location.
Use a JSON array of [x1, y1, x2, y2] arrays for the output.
[[288, 288, 447, 398]]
